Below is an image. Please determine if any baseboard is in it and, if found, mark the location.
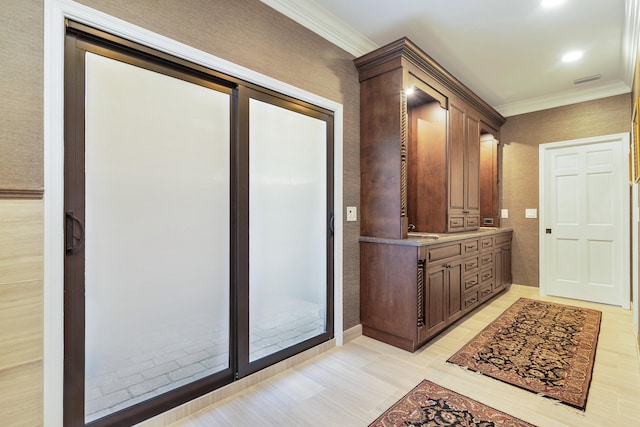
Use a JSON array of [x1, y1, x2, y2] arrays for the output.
[[343, 324, 362, 343], [138, 339, 336, 427]]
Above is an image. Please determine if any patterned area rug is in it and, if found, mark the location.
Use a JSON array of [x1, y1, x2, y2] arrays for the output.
[[369, 380, 536, 427], [447, 298, 601, 410]]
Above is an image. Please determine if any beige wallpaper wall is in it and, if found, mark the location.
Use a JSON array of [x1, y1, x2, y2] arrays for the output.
[[500, 93, 631, 286], [0, 1, 45, 426], [0, 1, 43, 193]]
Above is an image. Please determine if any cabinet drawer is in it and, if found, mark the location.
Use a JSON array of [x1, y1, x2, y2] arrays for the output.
[[449, 216, 465, 230], [463, 239, 479, 254], [465, 216, 479, 228], [495, 233, 511, 246], [464, 256, 479, 273], [480, 236, 493, 251], [464, 290, 479, 309], [428, 243, 462, 262], [480, 283, 493, 299], [480, 267, 493, 283], [464, 273, 479, 291], [480, 253, 493, 268]]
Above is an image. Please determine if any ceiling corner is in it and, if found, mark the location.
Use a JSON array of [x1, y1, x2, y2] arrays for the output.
[[260, 0, 378, 57]]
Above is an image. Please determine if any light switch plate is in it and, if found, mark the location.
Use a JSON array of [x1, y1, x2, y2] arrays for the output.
[[346, 206, 357, 222], [525, 208, 537, 219], [501, 209, 509, 219]]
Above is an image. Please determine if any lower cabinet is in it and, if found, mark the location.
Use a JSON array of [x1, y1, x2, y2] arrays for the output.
[[360, 229, 512, 352], [424, 259, 463, 337]]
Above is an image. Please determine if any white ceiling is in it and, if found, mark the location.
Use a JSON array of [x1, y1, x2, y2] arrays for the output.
[[261, 0, 639, 116]]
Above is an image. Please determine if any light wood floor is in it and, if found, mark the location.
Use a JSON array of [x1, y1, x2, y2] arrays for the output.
[[167, 285, 640, 427]]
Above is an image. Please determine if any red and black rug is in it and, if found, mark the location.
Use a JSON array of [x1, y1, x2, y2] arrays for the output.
[[369, 380, 535, 427], [447, 298, 601, 410]]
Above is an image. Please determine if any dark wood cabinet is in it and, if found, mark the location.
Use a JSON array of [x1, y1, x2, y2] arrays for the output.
[[360, 230, 512, 352], [480, 134, 499, 226], [494, 233, 512, 291], [448, 104, 481, 232], [424, 263, 448, 337], [355, 38, 505, 237], [356, 38, 512, 352]]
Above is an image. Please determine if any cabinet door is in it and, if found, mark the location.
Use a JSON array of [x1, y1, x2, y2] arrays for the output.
[[466, 114, 480, 215], [503, 245, 512, 285], [446, 259, 464, 323], [448, 104, 465, 217], [425, 264, 448, 336], [494, 249, 504, 292], [448, 103, 480, 231]]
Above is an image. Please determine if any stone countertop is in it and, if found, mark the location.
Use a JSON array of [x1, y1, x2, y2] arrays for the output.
[[359, 227, 513, 247]]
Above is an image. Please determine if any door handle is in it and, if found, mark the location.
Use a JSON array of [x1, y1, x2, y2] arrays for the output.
[[546, 228, 552, 234], [329, 213, 334, 236], [65, 211, 85, 255]]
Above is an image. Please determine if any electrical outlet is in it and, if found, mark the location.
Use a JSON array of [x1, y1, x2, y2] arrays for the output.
[[346, 206, 357, 222]]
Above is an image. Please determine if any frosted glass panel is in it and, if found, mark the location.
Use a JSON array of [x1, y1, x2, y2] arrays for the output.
[[249, 99, 327, 362], [84, 53, 230, 422]]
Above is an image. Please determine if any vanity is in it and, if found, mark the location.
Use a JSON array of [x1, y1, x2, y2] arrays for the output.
[[360, 228, 511, 352], [355, 38, 510, 351]]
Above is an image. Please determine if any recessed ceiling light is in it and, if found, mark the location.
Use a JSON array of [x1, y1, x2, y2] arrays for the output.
[[562, 50, 583, 63], [541, 0, 565, 8]]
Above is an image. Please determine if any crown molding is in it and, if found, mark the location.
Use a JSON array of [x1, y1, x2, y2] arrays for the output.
[[623, 0, 640, 86], [264, 0, 637, 116], [495, 81, 631, 117], [260, 0, 378, 57]]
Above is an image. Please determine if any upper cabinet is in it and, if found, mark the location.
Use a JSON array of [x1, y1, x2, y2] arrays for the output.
[[355, 38, 506, 238]]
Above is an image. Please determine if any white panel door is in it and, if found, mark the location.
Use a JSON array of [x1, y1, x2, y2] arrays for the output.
[[543, 136, 627, 306]]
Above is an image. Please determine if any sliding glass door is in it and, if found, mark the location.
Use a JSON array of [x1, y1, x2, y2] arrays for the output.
[[64, 24, 333, 427], [82, 52, 232, 423], [240, 93, 333, 375]]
